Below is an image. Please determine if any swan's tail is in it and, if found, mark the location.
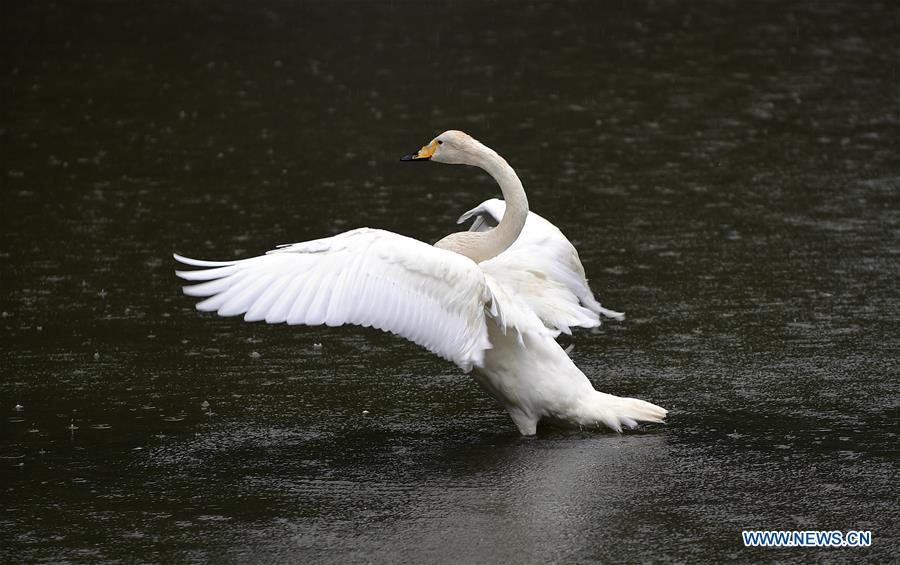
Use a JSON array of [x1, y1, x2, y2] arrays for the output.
[[581, 391, 667, 432]]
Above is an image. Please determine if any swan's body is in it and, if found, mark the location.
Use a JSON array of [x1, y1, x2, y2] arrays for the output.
[[175, 130, 666, 435]]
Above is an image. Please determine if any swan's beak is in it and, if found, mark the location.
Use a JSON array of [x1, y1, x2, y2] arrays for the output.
[[400, 140, 437, 161]]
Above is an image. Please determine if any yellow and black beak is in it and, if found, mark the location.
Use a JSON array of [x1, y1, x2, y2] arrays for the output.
[[400, 140, 437, 162]]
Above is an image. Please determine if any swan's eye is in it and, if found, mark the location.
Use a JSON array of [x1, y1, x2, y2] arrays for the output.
[[437, 140, 443, 145]]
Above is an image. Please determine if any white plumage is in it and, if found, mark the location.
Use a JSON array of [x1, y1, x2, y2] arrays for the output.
[[178, 228, 492, 371], [175, 130, 666, 435], [468, 198, 625, 334]]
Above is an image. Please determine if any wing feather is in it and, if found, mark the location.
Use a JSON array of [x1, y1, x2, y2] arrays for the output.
[[464, 199, 625, 333], [175, 228, 492, 371], [245, 275, 291, 322]]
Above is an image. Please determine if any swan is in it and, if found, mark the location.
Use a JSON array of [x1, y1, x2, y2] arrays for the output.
[[174, 130, 667, 435]]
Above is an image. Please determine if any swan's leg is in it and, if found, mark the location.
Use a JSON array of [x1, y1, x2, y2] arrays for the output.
[[507, 408, 538, 436]]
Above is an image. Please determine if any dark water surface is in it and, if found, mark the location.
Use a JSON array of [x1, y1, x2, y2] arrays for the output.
[[2, 1, 898, 562]]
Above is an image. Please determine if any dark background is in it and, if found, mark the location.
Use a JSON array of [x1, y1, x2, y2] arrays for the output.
[[2, 1, 898, 562]]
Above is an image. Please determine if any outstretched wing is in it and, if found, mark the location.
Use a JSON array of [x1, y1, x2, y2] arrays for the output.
[[458, 199, 624, 334], [175, 228, 493, 371]]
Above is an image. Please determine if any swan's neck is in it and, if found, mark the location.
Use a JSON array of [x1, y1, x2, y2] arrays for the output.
[[457, 147, 528, 262], [480, 149, 528, 253]]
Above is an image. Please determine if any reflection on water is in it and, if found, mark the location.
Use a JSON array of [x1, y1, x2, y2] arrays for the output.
[[2, 0, 898, 562]]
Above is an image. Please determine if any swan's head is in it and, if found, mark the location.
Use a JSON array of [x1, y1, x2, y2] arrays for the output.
[[401, 130, 483, 166]]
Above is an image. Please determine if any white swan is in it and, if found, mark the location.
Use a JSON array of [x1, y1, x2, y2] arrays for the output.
[[174, 130, 666, 435]]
